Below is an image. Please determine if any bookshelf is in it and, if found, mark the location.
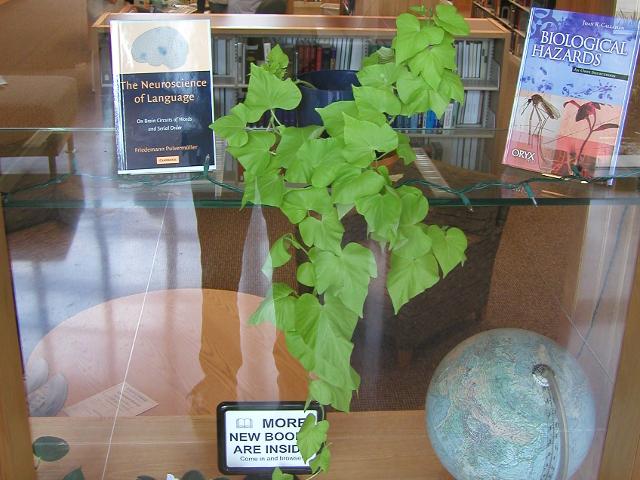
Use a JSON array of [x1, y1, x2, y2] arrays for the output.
[[471, 0, 556, 57], [92, 13, 510, 172]]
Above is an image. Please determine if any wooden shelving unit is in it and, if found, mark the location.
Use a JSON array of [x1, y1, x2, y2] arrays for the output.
[[471, 0, 555, 57], [92, 13, 510, 172]]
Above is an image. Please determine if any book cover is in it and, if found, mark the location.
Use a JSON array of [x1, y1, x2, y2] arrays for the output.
[[503, 8, 640, 177], [111, 19, 216, 174]]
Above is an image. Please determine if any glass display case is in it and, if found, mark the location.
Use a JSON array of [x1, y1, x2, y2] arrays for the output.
[[1, 8, 639, 480]]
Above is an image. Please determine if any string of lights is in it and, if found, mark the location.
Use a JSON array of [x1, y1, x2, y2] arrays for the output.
[[2, 160, 638, 207]]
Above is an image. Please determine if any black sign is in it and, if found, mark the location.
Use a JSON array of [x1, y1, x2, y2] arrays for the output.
[[217, 401, 323, 476]]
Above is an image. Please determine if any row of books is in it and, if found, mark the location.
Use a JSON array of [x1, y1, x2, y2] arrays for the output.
[[213, 37, 366, 81], [508, 7, 530, 32], [515, 0, 556, 7], [392, 111, 442, 130], [456, 40, 491, 79], [393, 101, 482, 130], [435, 137, 489, 172], [283, 37, 367, 75], [213, 87, 237, 123], [398, 92, 487, 129], [243, 90, 489, 132], [213, 36, 496, 83]]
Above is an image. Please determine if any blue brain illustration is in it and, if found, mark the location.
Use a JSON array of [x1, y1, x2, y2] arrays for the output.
[[132, 27, 189, 69]]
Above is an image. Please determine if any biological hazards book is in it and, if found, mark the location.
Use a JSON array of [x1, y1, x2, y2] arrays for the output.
[[503, 8, 640, 177], [111, 18, 215, 174]]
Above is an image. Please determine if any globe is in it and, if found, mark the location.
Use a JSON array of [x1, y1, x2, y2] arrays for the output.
[[426, 328, 595, 480]]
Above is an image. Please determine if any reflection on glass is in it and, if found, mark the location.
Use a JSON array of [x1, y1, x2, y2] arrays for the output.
[[0, 3, 639, 479]]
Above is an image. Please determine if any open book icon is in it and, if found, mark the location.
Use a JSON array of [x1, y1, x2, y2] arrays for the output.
[[236, 418, 253, 428]]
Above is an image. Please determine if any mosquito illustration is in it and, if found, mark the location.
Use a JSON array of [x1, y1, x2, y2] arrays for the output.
[[521, 94, 561, 145]]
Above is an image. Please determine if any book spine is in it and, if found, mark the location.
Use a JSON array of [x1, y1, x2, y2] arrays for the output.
[[609, 22, 640, 176]]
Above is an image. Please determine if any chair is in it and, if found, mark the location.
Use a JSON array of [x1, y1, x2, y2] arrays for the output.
[[0, 75, 78, 175], [344, 162, 510, 366]]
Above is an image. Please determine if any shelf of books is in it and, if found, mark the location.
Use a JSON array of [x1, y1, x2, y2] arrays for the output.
[[93, 13, 509, 173], [471, 0, 555, 57]]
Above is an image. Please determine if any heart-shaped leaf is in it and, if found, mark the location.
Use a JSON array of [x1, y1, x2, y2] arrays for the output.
[[244, 64, 302, 118], [281, 187, 334, 224], [249, 283, 296, 330], [430, 42, 458, 70], [276, 125, 324, 167], [355, 190, 402, 243], [62, 468, 85, 480], [265, 44, 290, 79], [262, 234, 299, 276], [299, 210, 344, 255], [387, 252, 440, 313], [227, 131, 276, 176], [332, 170, 386, 205], [310, 444, 331, 474], [397, 185, 429, 224], [242, 171, 285, 208], [363, 45, 395, 67], [426, 225, 467, 276], [309, 243, 376, 316], [285, 294, 358, 390], [396, 133, 417, 165], [439, 69, 465, 104], [342, 114, 398, 167], [316, 100, 360, 137], [353, 85, 402, 116], [423, 24, 445, 45], [182, 471, 206, 480], [408, 49, 443, 90], [32, 436, 70, 462], [310, 152, 349, 188], [434, 4, 470, 36], [594, 122, 619, 132], [357, 63, 404, 88], [297, 262, 316, 287], [297, 415, 329, 462], [395, 13, 431, 64], [210, 107, 248, 148], [397, 75, 432, 114], [272, 467, 294, 480], [392, 224, 433, 259]]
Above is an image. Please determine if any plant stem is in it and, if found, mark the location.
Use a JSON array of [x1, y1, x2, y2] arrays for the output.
[[375, 152, 387, 162], [295, 79, 317, 89], [270, 109, 285, 127], [576, 116, 594, 170]]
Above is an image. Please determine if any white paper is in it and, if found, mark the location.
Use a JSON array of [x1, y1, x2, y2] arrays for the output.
[[63, 382, 158, 417]]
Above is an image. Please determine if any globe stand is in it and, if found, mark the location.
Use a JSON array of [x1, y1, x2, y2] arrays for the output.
[[533, 364, 569, 480]]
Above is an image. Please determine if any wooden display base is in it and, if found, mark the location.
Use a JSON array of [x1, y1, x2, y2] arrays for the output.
[[30, 411, 452, 479]]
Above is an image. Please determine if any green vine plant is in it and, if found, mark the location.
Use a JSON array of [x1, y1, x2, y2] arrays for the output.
[[32, 436, 85, 479], [212, 3, 470, 479]]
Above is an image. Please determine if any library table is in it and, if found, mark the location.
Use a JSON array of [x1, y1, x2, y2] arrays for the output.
[[28, 288, 308, 416]]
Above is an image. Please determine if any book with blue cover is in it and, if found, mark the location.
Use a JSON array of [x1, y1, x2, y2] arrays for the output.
[[502, 8, 640, 177], [111, 18, 216, 174]]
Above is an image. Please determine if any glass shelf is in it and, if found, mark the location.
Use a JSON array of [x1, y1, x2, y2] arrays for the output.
[[1, 127, 639, 212]]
